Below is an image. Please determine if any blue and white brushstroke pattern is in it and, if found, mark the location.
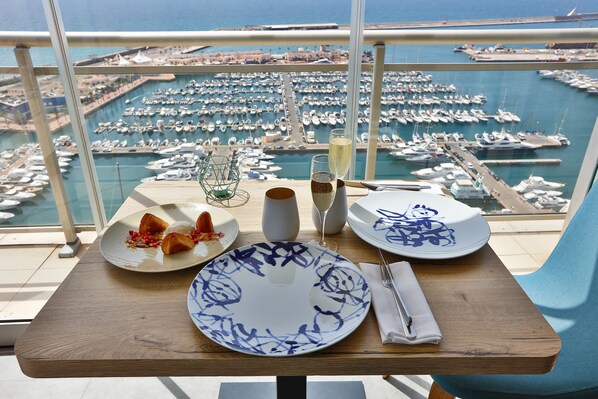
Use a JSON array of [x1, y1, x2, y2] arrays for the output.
[[373, 203, 456, 248], [189, 241, 370, 356]]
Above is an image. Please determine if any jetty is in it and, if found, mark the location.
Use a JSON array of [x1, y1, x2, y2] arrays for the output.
[[481, 158, 561, 165], [444, 144, 540, 213], [253, 12, 598, 30], [280, 73, 304, 146]]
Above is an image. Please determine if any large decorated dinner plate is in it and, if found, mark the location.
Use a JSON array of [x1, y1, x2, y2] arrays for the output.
[[187, 241, 371, 356], [347, 191, 490, 259], [99, 203, 239, 272]]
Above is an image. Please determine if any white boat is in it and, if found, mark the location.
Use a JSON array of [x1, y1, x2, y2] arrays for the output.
[[0, 188, 36, 201], [411, 163, 463, 179], [240, 164, 282, 174], [533, 196, 570, 210], [450, 178, 490, 199], [228, 137, 237, 146], [390, 143, 444, 159], [522, 189, 564, 201], [432, 170, 469, 187], [475, 131, 540, 151], [155, 143, 206, 157], [0, 211, 15, 222], [405, 152, 451, 164], [155, 169, 193, 181], [0, 198, 20, 210], [146, 155, 198, 174], [513, 176, 565, 194], [210, 137, 221, 146], [305, 131, 317, 144]]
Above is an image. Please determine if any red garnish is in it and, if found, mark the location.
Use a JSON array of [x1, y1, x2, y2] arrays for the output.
[[125, 229, 223, 250]]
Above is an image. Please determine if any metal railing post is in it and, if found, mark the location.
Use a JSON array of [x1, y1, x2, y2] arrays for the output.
[[365, 44, 386, 180], [345, 0, 366, 180], [14, 46, 80, 257], [42, 0, 107, 233]]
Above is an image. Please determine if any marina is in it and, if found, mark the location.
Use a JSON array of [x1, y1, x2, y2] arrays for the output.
[[0, 65, 584, 222], [1, 7, 597, 225]]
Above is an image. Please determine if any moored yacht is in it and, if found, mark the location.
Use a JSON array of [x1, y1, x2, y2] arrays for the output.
[[450, 178, 490, 199], [475, 131, 540, 151], [411, 162, 463, 179], [513, 176, 565, 194], [533, 196, 570, 210], [155, 143, 206, 157]]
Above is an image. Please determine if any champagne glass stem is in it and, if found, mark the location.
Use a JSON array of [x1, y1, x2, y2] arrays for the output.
[[318, 209, 328, 246]]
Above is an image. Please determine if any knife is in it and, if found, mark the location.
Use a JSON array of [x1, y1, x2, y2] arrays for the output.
[[345, 181, 431, 191]]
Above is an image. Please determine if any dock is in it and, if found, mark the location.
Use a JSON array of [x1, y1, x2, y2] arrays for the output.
[[443, 144, 540, 213], [481, 158, 561, 165], [461, 48, 598, 63], [255, 12, 598, 30], [280, 73, 304, 146]]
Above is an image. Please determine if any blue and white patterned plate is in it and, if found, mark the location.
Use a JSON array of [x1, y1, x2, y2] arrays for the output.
[[347, 191, 490, 259], [187, 241, 371, 356]]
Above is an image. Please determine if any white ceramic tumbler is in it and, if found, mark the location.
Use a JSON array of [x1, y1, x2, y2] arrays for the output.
[[312, 179, 347, 235], [262, 187, 300, 242]]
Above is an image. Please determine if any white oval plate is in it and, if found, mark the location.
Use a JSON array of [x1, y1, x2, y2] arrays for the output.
[[188, 241, 371, 356], [347, 192, 490, 259], [100, 203, 239, 272]]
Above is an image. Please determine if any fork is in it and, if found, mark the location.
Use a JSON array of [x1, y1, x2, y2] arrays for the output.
[[378, 248, 416, 339]]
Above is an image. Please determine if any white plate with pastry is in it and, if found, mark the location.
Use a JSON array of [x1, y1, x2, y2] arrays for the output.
[[100, 203, 239, 272]]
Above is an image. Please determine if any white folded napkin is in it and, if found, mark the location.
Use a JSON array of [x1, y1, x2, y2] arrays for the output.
[[360, 261, 442, 345]]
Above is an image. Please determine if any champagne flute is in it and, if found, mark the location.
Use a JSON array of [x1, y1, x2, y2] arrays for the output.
[[329, 128, 352, 180], [310, 154, 338, 251]]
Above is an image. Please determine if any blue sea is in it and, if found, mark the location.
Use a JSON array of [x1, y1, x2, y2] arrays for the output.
[[0, 0, 597, 225]]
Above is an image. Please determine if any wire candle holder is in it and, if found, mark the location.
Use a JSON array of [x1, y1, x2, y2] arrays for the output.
[[198, 155, 248, 207]]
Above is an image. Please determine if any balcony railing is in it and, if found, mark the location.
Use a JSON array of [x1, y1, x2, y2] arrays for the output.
[[0, 27, 597, 244]]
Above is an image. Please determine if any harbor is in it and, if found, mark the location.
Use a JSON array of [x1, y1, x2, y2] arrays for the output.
[[1, 66, 580, 223], [1, 10, 596, 225]]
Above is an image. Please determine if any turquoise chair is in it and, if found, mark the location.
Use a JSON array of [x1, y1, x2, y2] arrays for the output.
[[430, 183, 598, 399]]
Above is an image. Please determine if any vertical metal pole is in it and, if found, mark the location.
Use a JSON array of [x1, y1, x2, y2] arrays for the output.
[[365, 44, 385, 180], [564, 116, 598, 230], [14, 46, 80, 257], [346, 0, 366, 179], [42, 0, 107, 233]]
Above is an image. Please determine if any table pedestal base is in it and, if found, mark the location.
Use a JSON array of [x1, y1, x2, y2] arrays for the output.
[[218, 379, 366, 399]]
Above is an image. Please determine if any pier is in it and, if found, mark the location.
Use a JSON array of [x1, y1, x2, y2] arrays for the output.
[[280, 73, 304, 146], [461, 47, 598, 63], [444, 145, 540, 213], [253, 12, 598, 31], [481, 158, 561, 165]]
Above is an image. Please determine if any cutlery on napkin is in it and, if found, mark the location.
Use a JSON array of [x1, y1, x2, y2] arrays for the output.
[[360, 261, 442, 345]]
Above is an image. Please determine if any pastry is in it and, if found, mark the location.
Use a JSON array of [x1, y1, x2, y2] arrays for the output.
[[196, 211, 215, 233], [161, 232, 195, 255], [138, 213, 169, 234]]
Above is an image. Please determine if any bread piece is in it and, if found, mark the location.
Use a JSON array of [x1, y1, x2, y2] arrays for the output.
[[161, 232, 195, 255], [196, 211, 215, 233], [139, 213, 169, 234]]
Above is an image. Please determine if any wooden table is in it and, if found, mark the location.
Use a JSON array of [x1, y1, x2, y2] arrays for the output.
[[15, 180, 561, 398]]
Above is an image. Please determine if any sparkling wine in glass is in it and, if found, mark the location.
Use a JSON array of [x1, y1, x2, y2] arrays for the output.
[[311, 154, 338, 251], [329, 128, 352, 180]]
